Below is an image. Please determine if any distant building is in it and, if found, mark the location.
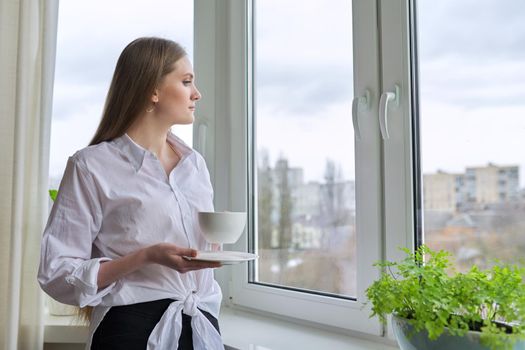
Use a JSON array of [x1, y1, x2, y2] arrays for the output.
[[423, 171, 458, 212], [271, 158, 304, 223], [272, 158, 304, 191], [466, 163, 519, 206], [291, 222, 322, 249], [454, 173, 469, 211], [424, 163, 520, 213], [270, 158, 355, 219], [294, 182, 321, 218]]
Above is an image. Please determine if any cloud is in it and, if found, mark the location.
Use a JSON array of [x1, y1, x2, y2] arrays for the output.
[[257, 101, 356, 182], [55, 0, 194, 86], [256, 63, 353, 115], [52, 82, 107, 121], [418, 0, 525, 60], [254, 0, 353, 116], [420, 101, 525, 186], [49, 104, 104, 177], [420, 57, 525, 109], [417, 0, 525, 110]]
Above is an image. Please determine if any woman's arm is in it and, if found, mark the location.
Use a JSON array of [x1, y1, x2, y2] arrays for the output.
[[97, 243, 221, 289]]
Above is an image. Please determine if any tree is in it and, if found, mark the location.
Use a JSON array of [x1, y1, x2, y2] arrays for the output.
[[275, 157, 293, 250], [275, 156, 293, 284], [321, 159, 346, 230], [257, 150, 274, 250], [319, 159, 347, 292]]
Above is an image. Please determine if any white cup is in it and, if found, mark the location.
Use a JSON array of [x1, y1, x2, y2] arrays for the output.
[[198, 211, 247, 244]]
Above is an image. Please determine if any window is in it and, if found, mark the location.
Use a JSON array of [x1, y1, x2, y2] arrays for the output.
[[195, 0, 525, 338], [253, 0, 356, 297], [50, 0, 194, 190], [195, 0, 382, 334], [417, 0, 525, 272]]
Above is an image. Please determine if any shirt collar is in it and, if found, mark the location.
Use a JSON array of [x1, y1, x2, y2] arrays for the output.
[[167, 131, 196, 168], [112, 131, 196, 172]]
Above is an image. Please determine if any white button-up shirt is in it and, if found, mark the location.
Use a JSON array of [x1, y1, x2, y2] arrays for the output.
[[38, 132, 224, 349]]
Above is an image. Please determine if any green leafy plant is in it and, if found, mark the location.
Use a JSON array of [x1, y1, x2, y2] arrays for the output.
[[366, 245, 525, 350], [49, 189, 58, 202]]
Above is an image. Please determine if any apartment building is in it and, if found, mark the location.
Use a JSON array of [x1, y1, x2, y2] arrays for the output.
[[424, 163, 520, 212]]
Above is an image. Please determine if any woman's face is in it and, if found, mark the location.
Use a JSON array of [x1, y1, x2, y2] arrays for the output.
[[154, 56, 201, 125]]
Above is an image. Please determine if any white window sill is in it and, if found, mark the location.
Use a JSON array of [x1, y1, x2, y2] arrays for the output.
[[44, 313, 88, 344], [44, 307, 398, 350], [220, 306, 398, 350]]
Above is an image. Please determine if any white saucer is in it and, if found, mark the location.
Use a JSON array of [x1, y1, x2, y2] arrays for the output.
[[184, 251, 258, 265]]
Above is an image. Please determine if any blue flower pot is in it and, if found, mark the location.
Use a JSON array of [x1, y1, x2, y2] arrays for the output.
[[392, 314, 525, 350]]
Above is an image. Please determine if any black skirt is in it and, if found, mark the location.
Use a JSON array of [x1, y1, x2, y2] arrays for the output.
[[90, 298, 220, 350]]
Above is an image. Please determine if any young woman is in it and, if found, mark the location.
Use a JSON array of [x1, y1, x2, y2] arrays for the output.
[[38, 37, 224, 350]]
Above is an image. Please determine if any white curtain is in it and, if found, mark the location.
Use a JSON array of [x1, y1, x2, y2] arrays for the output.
[[0, 0, 59, 349]]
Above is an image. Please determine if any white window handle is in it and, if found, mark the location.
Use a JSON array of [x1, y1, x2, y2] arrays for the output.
[[379, 85, 400, 140], [352, 89, 370, 140]]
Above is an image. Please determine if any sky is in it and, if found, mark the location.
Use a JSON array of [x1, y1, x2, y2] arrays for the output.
[[255, 0, 525, 186], [417, 0, 525, 187], [255, 0, 354, 183], [50, 0, 525, 189]]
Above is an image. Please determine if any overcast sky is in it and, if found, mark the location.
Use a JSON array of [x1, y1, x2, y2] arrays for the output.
[[417, 0, 525, 188], [50, 0, 525, 189]]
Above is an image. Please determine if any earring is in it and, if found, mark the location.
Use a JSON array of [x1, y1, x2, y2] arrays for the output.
[[146, 103, 155, 113]]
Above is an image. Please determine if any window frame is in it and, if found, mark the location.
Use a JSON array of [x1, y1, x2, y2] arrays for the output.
[[194, 0, 415, 336], [378, 0, 417, 262], [377, 0, 417, 338]]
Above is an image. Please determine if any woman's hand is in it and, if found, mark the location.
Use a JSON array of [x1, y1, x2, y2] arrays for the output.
[[145, 243, 221, 273], [210, 243, 222, 252], [97, 243, 220, 289]]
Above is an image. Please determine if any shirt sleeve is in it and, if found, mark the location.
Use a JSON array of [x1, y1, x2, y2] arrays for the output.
[[194, 151, 214, 212], [38, 155, 116, 307]]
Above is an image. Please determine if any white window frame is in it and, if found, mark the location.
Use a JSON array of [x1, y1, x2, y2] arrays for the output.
[[379, 0, 417, 265], [194, 0, 415, 336], [377, 0, 417, 338]]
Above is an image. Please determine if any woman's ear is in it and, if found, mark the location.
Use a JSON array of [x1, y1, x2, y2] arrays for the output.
[[152, 89, 160, 103]]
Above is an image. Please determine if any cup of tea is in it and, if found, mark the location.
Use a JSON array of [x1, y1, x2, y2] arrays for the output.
[[198, 211, 247, 244]]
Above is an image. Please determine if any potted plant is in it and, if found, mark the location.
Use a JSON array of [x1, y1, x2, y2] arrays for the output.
[[366, 245, 525, 350]]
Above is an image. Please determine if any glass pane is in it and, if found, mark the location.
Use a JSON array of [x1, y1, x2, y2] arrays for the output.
[[418, 1, 525, 271], [253, 0, 356, 296], [50, 0, 194, 188]]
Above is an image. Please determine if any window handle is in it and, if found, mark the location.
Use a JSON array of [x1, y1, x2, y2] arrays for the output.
[[379, 85, 400, 140], [352, 89, 370, 140]]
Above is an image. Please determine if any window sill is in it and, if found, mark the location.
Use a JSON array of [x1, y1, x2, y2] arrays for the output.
[[44, 307, 398, 349], [44, 313, 88, 344], [220, 306, 398, 350]]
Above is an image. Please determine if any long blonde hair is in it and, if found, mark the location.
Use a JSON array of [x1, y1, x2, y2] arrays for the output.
[[79, 37, 187, 322], [89, 36, 187, 146]]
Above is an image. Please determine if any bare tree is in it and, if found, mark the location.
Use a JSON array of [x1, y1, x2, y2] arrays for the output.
[[275, 156, 293, 283], [321, 160, 346, 231], [319, 159, 347, 292], [257, 150, 274, 250]]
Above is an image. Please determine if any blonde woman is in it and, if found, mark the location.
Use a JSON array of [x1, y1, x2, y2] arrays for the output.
[[38, 37, 224, 349]]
